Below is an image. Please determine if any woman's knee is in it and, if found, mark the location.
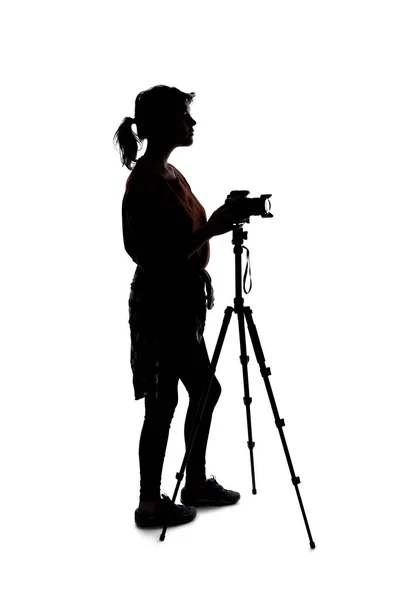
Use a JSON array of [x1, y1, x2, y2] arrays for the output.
[[207, 376, 222, 406], [212, 376, 222, 397]]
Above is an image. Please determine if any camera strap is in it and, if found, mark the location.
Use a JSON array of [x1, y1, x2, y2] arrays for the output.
[[243, 246, 252, 294]]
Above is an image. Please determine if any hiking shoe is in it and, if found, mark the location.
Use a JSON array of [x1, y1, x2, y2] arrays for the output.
[[181, 475, 241, 507], [134, 494, 197, 528]]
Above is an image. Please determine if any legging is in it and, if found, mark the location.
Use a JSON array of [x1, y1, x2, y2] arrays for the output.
[[138, 333, 222, 502]]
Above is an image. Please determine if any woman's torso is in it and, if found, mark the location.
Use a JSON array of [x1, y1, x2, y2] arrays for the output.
[[122, 157, 210, 273]]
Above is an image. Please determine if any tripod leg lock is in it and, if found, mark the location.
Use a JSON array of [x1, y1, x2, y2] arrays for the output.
[[247, 441, 255, 449], [240, 355, 249, 365], [292, 476, 301, 485], [243, 396, 252, 406], [275, 418, 285, 428], [175, 472, 184, 482]]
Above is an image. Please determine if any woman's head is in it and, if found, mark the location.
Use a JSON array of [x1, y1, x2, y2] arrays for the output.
[[113, 85, 196, 170]]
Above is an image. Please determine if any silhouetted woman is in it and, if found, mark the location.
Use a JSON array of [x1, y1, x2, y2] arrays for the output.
[[114, 85, 240, 528]]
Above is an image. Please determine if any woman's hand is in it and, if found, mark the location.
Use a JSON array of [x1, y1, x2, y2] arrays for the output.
[[207, 202, 241, 237]]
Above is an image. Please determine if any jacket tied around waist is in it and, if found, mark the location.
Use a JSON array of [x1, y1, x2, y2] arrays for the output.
[[128, 265, 215, 400]]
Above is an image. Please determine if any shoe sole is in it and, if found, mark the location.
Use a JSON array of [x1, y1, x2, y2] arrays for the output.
[[181, 494, 240, 507], [135, 507, 197, 528]]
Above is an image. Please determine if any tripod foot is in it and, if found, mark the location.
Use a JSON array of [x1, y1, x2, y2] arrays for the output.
[[252, 488, 257, 494], [310, 541, 316, 550]]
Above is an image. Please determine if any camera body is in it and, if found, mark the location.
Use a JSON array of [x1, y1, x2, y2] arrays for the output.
[[224, 190, 273, 223]]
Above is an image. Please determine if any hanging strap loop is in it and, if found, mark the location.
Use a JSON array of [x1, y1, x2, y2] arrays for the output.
[[243, 246, 252, 294]]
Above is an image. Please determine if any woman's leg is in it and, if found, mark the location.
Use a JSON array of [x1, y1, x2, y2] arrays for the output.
[[138, 352, 179, 507], [179, 336, 222, 487]]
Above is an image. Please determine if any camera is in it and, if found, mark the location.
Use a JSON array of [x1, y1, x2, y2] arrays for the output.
[[224, 190, 273, 223]]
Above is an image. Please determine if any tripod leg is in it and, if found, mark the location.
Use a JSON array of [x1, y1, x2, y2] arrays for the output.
[[160, 306, 234, 542], [243, 306, 316, 550], [236, 306, 257, 494]]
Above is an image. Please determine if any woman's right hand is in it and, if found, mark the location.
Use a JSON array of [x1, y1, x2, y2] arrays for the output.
[[207, 202, 240, 237]]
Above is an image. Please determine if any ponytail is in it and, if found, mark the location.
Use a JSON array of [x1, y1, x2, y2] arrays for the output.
[[113, 117, 143, 170]]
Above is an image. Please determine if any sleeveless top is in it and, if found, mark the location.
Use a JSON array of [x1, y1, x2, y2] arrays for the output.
[[122, 158, 210, 274]]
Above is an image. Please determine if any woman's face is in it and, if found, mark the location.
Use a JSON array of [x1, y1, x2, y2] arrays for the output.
[[174, 101, 196, 145], [154, 101, 197, 148]]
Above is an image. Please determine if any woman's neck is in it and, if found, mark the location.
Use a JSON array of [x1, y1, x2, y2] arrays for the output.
[[137, 156, 176, 180]]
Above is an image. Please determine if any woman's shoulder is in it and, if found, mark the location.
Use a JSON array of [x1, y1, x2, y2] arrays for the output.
[[123, 164, 179, 216], [126, 162, 164, 194]]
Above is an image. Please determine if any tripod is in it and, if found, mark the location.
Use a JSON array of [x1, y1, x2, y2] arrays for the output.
[[160, 222, 316, 549]]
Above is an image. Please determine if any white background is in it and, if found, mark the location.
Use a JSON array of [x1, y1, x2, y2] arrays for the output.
[[1, 0, 399, 598]]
